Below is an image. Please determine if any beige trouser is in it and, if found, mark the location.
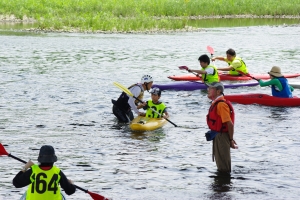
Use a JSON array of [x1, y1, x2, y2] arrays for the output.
[[213, 132, 231, 173]]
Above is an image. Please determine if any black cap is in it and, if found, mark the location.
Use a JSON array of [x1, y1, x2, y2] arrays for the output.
[[150, 87, 161, 96], [38, 145, 57, 163]]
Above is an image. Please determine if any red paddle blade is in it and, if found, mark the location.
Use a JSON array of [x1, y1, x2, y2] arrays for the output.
[[0, 143, 9, 156], [207, 46, 214, 55], [178, 66, 189, 70], [88, 191, 108, 200]]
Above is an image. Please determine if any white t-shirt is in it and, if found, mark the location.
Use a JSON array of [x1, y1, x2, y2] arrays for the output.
[[128, 84, 144, 114], [205, 67, 214, 75]]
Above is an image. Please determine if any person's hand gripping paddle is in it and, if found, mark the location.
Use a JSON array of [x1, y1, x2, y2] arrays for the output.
[[113, 82, 178, 127], [0, 143, 108, 200]]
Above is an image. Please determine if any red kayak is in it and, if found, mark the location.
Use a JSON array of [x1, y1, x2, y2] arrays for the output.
[[224, 93, 300, 107], [168, 73, 300, 81]]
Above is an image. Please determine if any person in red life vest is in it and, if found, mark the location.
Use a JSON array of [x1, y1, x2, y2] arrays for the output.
[[206, 82, 238, 173], [13, 145, 76, 199]]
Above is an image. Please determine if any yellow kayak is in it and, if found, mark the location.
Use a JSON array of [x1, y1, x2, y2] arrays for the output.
[[130, 116, 167, 131]]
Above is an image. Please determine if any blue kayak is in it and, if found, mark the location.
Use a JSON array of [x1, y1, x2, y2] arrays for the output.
[[152, 81, 259, 91]]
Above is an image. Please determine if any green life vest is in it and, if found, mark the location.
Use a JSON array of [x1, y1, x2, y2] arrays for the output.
[[225, 57, 248, 75], [26, 165, 62, 200], [202, 65, 220, 83], [145, 100, 166, 118]]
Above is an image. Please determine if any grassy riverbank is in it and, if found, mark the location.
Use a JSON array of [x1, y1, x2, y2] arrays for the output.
[[1, 0, 300, 32]]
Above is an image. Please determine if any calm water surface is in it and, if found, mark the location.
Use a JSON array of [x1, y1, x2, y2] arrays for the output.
[[0, 24, 300, 200]]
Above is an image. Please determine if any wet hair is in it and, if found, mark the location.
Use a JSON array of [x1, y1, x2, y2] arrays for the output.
[[198, 54, 210, 65], [226, 48, 236, 56]]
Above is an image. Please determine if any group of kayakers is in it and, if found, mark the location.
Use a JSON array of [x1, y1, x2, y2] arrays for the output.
[[188, 48, 294, 98], [110, 48, 294, 175], [11, 48, 294, 199]]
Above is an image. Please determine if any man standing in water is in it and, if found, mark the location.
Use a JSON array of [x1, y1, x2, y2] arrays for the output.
[[206, 82, 237, 173], [112, 75, 154, 123], [212, 48, 248, 76]]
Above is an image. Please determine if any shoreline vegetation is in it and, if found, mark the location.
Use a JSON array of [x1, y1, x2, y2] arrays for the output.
[[1, 0, 300, 33]]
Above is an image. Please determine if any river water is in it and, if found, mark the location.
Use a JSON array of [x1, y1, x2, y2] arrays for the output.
[[0, 22, 300, 200]]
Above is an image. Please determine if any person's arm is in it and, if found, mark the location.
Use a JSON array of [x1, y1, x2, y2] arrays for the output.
[[217, 66, 233, 71], [127, 86, 143, 114], [259, 79, 282, 90], [212, 56, 225, 61], [189, 69, 206, 75], [12, 169, 32, 188], [59, 171, 76, 195], [226, 120, 237, 149], [217, 102, 237, 149], [289, 84, 294, 92]]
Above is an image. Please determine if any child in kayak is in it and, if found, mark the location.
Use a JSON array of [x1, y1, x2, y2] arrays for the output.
[[212, 48, 249, 76], [112, 75, 154, 123], [259, 66, 294, 98], [13, 145, 76, 199], [139, 87, 169, 119]]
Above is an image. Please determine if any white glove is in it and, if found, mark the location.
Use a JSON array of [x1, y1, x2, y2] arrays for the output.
[[22, 160, 34, 172]]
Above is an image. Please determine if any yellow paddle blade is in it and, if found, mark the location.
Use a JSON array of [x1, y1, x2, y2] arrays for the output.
[[113, 82, 133, 97]]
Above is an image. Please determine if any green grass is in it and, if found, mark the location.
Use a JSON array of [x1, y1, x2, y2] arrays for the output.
[[1, 0, 300, 31]]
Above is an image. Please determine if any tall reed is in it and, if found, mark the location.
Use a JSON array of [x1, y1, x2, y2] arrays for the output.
[[1, 0, 299, 31]]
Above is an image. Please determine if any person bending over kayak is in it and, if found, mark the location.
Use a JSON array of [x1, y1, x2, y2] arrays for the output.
[[138, 87, 169, 119], [13, 145, 76, 199], [212, 48, 248, 76], [186, 54, 220, 83], [259, 66, 294, 98], [112, 75, 154, 123]]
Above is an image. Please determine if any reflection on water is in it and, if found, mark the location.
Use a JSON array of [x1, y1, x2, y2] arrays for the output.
[[210, 172, 232, 192], [268, 107, 289, 121]]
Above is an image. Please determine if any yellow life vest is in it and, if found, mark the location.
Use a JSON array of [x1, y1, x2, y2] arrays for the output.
[[26, 165, 62, 200], [225, 57, 248, 75], [145, 100, 166, 118], [202, 65, 220, 83]]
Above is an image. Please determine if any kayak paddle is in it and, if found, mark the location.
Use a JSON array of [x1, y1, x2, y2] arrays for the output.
[[237, 70, 259, 81], [178, 66, 200, 77], [0, 143, 108, 200], [207, 46, 214, 57], [113, 81, 178, 127], [207, 46, 216, 66]]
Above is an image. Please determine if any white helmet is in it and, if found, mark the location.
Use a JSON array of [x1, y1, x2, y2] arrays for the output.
[[141, 75, 153, 83]]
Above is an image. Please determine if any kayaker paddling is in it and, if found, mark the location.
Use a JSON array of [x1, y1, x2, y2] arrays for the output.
[[212, 48, 249, 76], [258, 66, 294, 98], [12, 145, 76, 199], [183, 54, 220, 83], [138, 87, 169, 119]]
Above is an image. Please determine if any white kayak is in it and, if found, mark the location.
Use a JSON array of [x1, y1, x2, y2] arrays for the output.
[[289, 82, 300, 89]]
